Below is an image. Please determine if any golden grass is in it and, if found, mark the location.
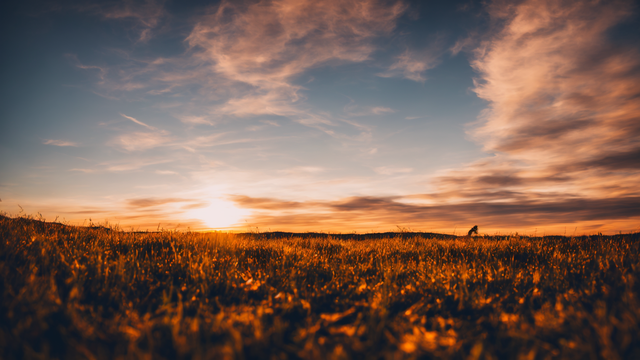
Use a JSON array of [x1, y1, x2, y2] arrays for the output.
[[1, 215, 639, 359]]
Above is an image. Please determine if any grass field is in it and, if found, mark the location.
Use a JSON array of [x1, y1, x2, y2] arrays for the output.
[[1, 215, 639, 359]]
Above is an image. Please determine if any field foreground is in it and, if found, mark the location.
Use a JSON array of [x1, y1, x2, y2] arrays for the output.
[[1, 215, 639, 359]]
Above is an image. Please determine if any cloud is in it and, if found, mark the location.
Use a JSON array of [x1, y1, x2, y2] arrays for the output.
[[230, 194, 640, 232], [572, 147, 640, 171], [185, 0, 407, 119], [43, 139, 78, 147], [432, 0, 640, 205], [372, 107, 395, 115], [125, 197, 210, 211], [127, 197, 189, 208], [120, 113, 156, 130], [95, 0, 166, 42], [449, 35, 477, 56], [342, 98, 395, 117], [229, 195, 311, 211], [176, 115, 215, 126], [155, 170, 179, 175], [180, 202, 209, 210], [377, 48, 440, 82], [66, 54, 107, 80], [72, 158, 173, 173], [110, 114, 172, 151], [260, 120, 280, 127], [345, 105, 396, 117], [110, 158, 174, 171], [70, 168, 96, 173], [111, 131, 171, 151]]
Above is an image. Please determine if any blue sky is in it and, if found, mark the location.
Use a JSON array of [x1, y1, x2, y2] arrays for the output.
[[1, 0, 639, 234]]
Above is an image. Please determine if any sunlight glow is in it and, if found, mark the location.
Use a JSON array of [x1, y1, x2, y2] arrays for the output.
[[184, 198, 250, 230]]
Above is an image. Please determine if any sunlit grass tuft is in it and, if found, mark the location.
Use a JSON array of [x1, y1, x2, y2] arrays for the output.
[[1, 215, 639, 359]]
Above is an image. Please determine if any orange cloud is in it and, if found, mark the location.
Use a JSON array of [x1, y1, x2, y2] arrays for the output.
[[110, 132, 172, 152], [434, 0, 640, 204], [186, 0, 407, 118], [126, 197, 191, 208], [230, 194, 640, 234], [44, 139, 79, 147], [376, 49, 440, 82]]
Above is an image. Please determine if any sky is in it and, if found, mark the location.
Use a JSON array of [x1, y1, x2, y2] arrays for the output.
[[1, 0, 639, 234]]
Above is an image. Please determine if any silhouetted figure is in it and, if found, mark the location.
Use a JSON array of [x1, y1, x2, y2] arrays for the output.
[[468, 225, 478, 236]]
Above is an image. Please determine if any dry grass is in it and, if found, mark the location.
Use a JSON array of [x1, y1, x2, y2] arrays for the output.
[[1, 214, 639, 359]]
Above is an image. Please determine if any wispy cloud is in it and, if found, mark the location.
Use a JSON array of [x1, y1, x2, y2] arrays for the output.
[[260, 120, 280, 127], [176, 115, 215, 126], [72, 158, 173, 173], [377, 48, 440, 82], [449, 35, 477, 56], [119, 113, 156, 130], [66, 54, 107, 80], [344, 100, 396, 117], [93, 0, 166, 42], [110, 114, 172, 151], [155, 170, 179, 175], [43, 139, 78, 147], [110, 132, 171, 152], [126, 197, 192, 209]]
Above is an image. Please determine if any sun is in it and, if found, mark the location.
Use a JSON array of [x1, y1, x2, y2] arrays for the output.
[[184, 198, 250, 230]]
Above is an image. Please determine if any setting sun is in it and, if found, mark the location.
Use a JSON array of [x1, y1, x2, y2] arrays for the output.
[[184, 198, 250, 230]]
